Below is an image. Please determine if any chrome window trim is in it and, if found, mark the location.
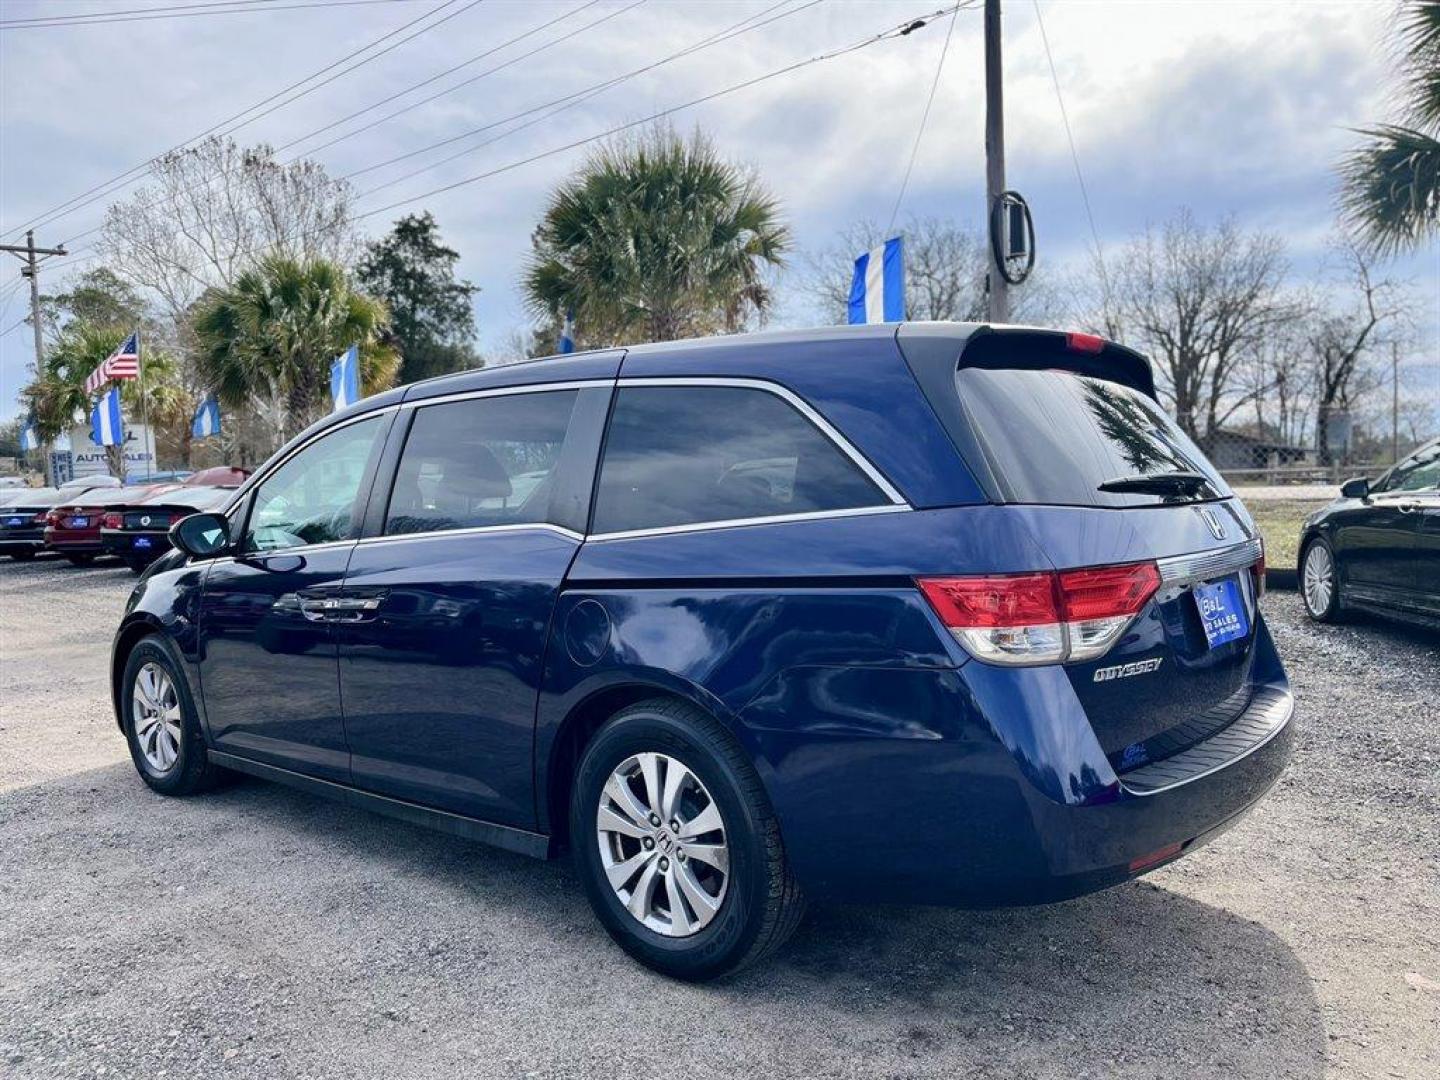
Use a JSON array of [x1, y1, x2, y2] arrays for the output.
[[615, 376, 908, 506], [587, 503, 909, 544], [399, 379, 613, 410], [358, 522, 584, 546]]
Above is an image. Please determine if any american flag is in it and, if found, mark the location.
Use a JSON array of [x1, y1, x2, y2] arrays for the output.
[[83, 331, 140, 394]]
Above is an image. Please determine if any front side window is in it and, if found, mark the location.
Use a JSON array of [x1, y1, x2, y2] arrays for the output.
[[592, 384, 889, 535], [1380, 444, 1440, 493], [245, 416, 384, 551], [385, 390, 581, 536]]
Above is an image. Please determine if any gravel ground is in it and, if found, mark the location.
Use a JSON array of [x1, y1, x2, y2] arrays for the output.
[[1, 556, 1437, 1079]]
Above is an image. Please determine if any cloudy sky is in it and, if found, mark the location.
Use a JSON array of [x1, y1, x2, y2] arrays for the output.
[[1, 0, 1436, 423]]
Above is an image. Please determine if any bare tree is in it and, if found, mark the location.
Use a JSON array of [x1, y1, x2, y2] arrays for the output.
[[801, 216, 1065, 327], [100, 137, 357, 320], [1102, 210, 1293, 439], [1306, 238, 1402, 465]]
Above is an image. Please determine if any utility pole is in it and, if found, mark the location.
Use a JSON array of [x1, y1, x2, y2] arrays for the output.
[[1391, 340, 1400, 464], [984, 0, 1008, 324], [1, 231, 67, 483]]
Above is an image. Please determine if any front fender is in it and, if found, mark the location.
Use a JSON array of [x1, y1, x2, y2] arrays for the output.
[[110, 559, 212, 735]]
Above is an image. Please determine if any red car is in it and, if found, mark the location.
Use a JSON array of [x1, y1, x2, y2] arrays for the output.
[[45, 484, 179, 564], [44, 468, 249, 566]]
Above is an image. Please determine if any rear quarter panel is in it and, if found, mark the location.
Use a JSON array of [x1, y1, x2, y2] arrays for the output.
[[535, 507, 1052, 835]]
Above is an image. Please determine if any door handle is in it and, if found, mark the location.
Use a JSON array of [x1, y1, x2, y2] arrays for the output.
[[300, 593, 387, 622]]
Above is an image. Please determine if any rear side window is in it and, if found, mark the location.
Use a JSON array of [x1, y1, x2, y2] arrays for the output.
[[954, 368, 1229, 507], [593, 384, 889, 535], [386, 390, 580, 536]]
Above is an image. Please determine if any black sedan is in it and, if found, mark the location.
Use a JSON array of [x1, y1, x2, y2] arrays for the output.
[[100, 485, 235, 572], [1298, 436, 1440, 629]]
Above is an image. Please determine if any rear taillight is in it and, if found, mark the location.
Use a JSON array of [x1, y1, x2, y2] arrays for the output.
[[102, 512, 122, 529], [1252, 541, 1266, 598], [918, 561, 1161, 666], [44, 511, 60, 526]]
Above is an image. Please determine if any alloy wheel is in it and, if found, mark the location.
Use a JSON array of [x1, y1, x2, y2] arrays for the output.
[[596, 752, 729, 938], [1303, 543, 1335, 616], [132, 662, 182, 772]]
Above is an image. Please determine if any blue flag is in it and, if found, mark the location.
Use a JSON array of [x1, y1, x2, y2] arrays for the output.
[[192, 395, 221, 439], [90, 387, 123, 447], [330, 344, 360, 412], [558, 310, 576, 355], [19, 415, 39, 452], [847, 236, 905, 324]]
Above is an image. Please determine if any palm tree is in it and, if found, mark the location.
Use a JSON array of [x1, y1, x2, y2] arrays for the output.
[[523, 127, 790, 345], [1339, 2, 1440, 253], [192, 255, 400, 445]]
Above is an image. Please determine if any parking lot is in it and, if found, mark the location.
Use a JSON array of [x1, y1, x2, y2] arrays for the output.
[[1, 556, 1436, 1079]]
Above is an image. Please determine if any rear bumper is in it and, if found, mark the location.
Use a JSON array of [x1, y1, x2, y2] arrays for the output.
[[100, 529, 170, 561], [739, 614, 1293, 906], [0, 533, 44, 550], [43, 529, 104, 553]]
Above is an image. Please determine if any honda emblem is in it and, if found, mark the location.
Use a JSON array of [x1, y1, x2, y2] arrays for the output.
[[1197, 507, 1226, 540]]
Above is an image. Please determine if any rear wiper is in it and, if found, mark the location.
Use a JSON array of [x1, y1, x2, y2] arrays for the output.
[[1097, 470, 1214, 496]]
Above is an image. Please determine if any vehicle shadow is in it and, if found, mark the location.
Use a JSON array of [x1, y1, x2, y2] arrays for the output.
[[2, 760, 1327, 1078]]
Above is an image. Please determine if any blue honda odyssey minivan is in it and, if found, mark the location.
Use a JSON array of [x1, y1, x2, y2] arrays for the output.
[[113, 322, 1293, 979]]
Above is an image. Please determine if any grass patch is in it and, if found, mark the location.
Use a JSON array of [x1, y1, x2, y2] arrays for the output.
[[1244, 499, 1329, 569]]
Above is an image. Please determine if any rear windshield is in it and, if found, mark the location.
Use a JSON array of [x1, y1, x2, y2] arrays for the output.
[[953, 368, 1230, 507]]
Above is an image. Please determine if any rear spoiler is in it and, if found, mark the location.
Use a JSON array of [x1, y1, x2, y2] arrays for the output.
[[897, 322, 1156, 399]]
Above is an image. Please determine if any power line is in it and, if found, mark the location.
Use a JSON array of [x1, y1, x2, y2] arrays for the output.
[[53, 0, 631, 245], [349, 0, 817, 201], [356, 3, 968, 222], [55, 0, 949, 285], [887, 1, 967, 234], [0, 0, 424, 30], [4, 0, 473, 242], [1, 0, 283, 27], [1031, 0, 1108, 295], [54, 0, 811, 249], [286, 0, 630, 158]]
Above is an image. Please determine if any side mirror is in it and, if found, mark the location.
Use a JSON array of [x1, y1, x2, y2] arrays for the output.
[[1339, 477, 1370, 500], [170, 512, 231, 558]]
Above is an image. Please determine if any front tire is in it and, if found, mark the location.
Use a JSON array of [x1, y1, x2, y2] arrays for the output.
[[1300, 537, 1342, 622], [570, 698, 804, 981], [122, 636, 221, 795]]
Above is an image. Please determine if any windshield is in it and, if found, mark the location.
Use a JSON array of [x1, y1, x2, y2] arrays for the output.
[[954, 368, 1230, 507]]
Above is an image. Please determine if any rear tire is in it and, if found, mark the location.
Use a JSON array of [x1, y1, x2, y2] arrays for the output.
[[9, 549, 36, 561], [122, 636, 222, 796], [570, 698, 805, 981], [1300, 537, 1342, 622], [64, 553, 96, 566]]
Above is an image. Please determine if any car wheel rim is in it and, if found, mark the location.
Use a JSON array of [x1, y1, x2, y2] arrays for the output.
[[1303, 545, 1334, 615], [596, 752, 729, 938], [132, 662, 182, 772]]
